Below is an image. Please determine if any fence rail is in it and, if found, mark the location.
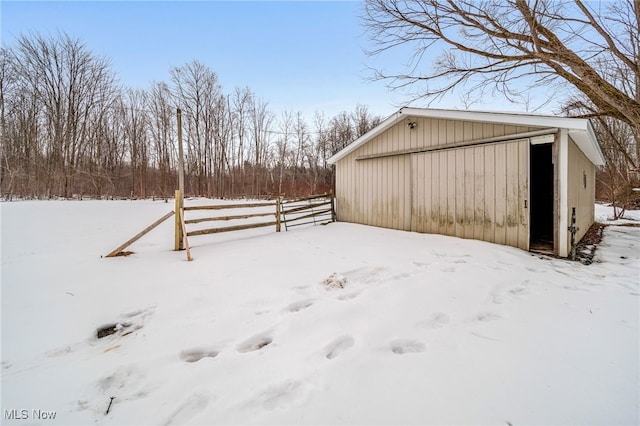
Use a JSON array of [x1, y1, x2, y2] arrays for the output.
[[184, 202, 275, 211], [281, 194, 334, 230], [176, 192, 335, 260], [184, 211, 275, 225], [187, 220, 278, 237]]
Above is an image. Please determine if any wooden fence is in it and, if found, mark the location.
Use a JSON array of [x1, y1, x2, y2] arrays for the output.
[[175, 192, 335, 261], [280, 194, 336, 231], [106, 193, 335, 261]]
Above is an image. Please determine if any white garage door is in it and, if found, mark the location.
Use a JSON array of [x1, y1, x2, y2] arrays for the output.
[[410, 139, 529, 250]]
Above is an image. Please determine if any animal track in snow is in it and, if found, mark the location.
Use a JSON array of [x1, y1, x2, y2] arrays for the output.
[[474, 311, 504, 322], [389, 339, 426, 354], [324, 335, 355, 360], [237, 333, 273, 353], [163, 392, 211, 426], [180, 348, 219, 363], [286, 299, 314, 313]]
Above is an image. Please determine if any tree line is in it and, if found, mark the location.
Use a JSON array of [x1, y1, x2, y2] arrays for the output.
[[0, 32, 381, 200]]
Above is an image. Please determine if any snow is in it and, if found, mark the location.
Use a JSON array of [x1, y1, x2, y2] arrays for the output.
[[1, 199, 639, 425], [595, 202, 640, 224]]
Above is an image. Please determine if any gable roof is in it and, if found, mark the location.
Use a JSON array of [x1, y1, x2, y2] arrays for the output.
[[328, 107, 606, 166]]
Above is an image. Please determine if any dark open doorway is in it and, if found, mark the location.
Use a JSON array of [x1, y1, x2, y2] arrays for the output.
[[530, 143, 554, 253]]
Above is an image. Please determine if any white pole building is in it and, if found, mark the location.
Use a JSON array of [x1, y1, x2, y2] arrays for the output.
[[328, 108, 605, 258]]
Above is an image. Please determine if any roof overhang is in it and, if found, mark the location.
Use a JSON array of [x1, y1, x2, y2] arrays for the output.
[[328, 107, 606, 166]]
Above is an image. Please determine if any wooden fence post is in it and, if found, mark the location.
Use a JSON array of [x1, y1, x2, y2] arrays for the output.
[[180, 207, 192, 261], [330, 190, 337, 222], [174, 189, 183, 250], [275, 196, 281, 232]]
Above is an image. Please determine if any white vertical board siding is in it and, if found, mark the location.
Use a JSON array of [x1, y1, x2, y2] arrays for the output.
[[335, 118, 536, 235], [567, 136, 596, 248], [410, 139, 530, 250]]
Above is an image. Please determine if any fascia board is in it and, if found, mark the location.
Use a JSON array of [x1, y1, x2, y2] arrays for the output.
[[400, 107, 591, 130], [328, 107, 605, 167]]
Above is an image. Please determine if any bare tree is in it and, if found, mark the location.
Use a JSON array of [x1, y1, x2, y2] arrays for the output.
[[275, 111, 293, 195], [171, 60, 221, 196], [2, 33, 118, 197], [120, 89, 149, 197], [231, 86, 254, 195], [147, 81, 175, 197], [565, 96, 639, 218], [212, 93, 233, 198], [6, 32, 117, 198], [363, 0, 640, 134], [593, 117, 638, 219], [351, 104, 381, 139], [249, 97, 274, 196], [292, 111, 310, 189]]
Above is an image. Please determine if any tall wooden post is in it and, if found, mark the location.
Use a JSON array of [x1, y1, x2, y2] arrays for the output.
[[177, 108, 185, 200], [175, 108, 185, 250], [175, 190, 182, 250]]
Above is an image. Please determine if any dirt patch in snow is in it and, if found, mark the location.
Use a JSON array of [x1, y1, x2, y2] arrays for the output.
[[322, 273, 347, 290], [574, 222, 607, 265]]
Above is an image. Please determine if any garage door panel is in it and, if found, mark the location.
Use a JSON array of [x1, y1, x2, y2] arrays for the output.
[[494, 143, 507, 245], [464, 147, 475, 239], [473, 147, 485, 240], [411, 139, 529, 250]]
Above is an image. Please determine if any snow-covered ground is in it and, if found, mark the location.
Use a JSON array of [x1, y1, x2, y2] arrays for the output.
[[1, 200, 638, 425], [595, 202, 640, 224]]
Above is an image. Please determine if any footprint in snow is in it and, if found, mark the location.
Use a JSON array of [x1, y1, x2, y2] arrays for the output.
[[286, 299, 314, 313], [389, 339, 426, 355], [163, 392, 211, 426], [430, 312, 450, 327], [474, 311, 504, 322], [325, 335, 355, 360], [237, 333, 273, 353], [252, 380, 314, 411], [336, 291, 360, 301], [508, 285, 529, 296], [180, 348, 219, 363], [491, 281, 531, 304], [99, 364, 150, 402], [416, 312, 450, 329]]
